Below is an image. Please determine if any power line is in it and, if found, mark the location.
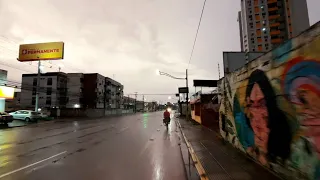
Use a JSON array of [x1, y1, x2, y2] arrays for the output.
[[187, 0, 207, 69]]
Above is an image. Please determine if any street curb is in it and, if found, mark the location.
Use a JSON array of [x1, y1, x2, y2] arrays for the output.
[[176, 119, 209, 180]]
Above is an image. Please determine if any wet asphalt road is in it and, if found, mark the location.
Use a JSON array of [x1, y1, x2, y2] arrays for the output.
[[0, 112, 186, 180]]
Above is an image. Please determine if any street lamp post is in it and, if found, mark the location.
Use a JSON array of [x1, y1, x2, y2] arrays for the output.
[[156, 69, 189, 120]]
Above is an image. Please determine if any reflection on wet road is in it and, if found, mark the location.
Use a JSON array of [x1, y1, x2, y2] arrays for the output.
[[0, 112, 186, 180]]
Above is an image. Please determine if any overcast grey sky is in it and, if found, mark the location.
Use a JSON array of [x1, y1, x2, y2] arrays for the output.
[[0, 0, 319, 102]]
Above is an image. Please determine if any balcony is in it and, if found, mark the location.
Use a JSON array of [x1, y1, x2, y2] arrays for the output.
[[268, 7, 278, 12], [267, 0, 278, 4], [271, 38, 282, 44], [270, 30, 281, 35], [270, 23, 280, 27], [269, 15, 280, 20]]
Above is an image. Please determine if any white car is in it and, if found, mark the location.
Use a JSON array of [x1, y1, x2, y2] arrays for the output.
[[9, 110, 41, 122]]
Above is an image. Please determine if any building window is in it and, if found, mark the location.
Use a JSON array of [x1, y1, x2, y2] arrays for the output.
[[33, 78, 37, 86], [254, 7, 259, 13], [32, 97, 36, 105], [47, 87, 52, 95], [46, 97, 51, 105], [32, 87, 36, 95], [47, 78, 52, 85]]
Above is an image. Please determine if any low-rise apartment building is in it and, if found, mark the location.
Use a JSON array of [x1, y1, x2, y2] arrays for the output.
[[20, 72, 124, 110], [20, 72, 68, 109], [83, 73, 105, 109], [66, 73, 84, 108], [105, 77, 123, 109]]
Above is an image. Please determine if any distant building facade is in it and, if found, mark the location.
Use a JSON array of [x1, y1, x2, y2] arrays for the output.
[[20, 72, 124, 110], [66, 73, 84, 108], [123, 96, 135, 110], [20, 72, 68, 109], [105, 77, 123, 109], [83, 73, 105, 109], [223, 51, 265, 73]]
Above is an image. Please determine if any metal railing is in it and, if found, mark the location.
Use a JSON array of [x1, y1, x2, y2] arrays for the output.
[[176, 119, 209, 180]]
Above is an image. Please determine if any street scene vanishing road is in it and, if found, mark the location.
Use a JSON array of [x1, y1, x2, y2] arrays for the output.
[[0, 112, 186, 180]]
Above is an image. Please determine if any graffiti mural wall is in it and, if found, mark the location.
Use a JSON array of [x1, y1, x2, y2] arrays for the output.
[[218, 22, 320, 179]]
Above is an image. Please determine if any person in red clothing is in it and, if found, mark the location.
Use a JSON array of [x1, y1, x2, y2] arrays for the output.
[[163, 108, 171, 124]]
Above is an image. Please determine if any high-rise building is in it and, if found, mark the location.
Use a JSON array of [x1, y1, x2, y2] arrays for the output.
[[238, 0, 310, 52]]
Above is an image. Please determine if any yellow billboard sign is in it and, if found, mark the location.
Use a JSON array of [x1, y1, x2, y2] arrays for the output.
[[18, 42, 64, 62], [0, 86, 14, 99]]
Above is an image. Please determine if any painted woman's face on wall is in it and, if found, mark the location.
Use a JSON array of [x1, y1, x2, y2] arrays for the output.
[[247, 83, 270, 153]]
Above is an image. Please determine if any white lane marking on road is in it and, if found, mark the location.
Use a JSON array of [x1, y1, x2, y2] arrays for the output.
[[0, 151, 67, 179]]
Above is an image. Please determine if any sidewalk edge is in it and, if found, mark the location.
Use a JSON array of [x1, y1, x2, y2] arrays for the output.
[[176, 120, 209, 180]]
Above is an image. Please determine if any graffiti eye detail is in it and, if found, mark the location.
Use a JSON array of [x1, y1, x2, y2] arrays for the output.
[[298, 95, 307, 105]]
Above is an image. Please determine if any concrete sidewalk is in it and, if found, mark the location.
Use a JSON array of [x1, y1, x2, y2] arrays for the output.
[[177, 118, 282, 180]]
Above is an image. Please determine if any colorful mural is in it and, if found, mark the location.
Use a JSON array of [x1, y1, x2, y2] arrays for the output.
[[219, 22, 320, 179]]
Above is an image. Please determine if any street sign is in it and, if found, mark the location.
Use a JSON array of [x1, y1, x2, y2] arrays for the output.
[[18, 42, 64, 62], [193, 80, 217, 87], [178, 87, 189, 93]]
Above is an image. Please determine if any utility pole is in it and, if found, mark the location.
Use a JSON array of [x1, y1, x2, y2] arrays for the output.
[[134, 92, 137, 113], [128, 94, 130, 110], [185, 69, 189, 121], [104, 83, 106, 116], [218, 63, 221, 79], [142, 95, 145, 112], [35, 61, 41, 112]]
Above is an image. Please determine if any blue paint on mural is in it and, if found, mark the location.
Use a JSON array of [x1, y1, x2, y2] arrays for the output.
[[233, 95, 254, 149], [235, 111, 254, 149], [272, 40, 292, 65], [283, 59, 320, 97]]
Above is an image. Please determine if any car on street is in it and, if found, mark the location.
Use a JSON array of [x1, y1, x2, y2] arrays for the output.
[[9, 110, 41, 122], [0, 112, 13, 124]]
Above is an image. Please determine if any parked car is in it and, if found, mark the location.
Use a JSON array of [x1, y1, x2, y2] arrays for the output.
[[0, 112, 13, 124], [9, 110, 41, 122]]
